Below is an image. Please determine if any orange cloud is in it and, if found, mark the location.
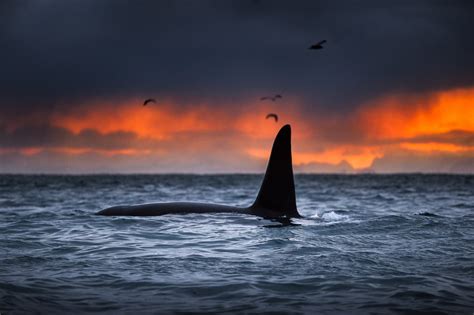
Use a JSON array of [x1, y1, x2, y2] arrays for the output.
[[358, 87, 474, 140], [399, 142, 473, 153], [2, 87, 473, 173], [20, 147, 43, 156], [50, 99, 232, 139], [15, 147, 152, 157], [48, 97, 310, 142]]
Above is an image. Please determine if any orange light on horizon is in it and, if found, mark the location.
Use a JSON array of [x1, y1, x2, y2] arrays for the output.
[[1, 87, 473, 172], [21, 147, 43, 156], [358, 87, 474, 140], [399, 142, 473, 153], [8, 147, 153, 157], [52, 147, 153, 156], [247, 146, 383, 169]]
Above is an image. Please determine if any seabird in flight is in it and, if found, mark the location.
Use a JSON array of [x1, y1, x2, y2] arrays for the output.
[[265, 113, 279, 122], [308, 40, 326, 50], [143, 98, 156, 106], [260, 94, 282, 102]]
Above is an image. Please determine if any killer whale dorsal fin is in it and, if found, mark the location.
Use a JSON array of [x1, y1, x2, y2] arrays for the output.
[[251, 124, 300, 218]]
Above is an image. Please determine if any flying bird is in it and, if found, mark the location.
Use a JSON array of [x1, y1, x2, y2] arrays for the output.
[[260, 94, 282, 102], [308, 40, 326, 50], [143, 98, 156, 106], [266, 113, 279, 122]]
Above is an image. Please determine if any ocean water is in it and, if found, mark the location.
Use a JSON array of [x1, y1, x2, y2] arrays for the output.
[[0, 174, 473, 314]]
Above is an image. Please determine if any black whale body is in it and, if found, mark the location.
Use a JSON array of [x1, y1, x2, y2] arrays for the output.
[[97, 125, 301, 219]]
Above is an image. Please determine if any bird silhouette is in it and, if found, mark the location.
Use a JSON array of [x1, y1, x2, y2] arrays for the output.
[[143, 98, 156, 106], [260, 94, 282, 102], [308, 40, 326, 50], [265, 113, 279, 122]]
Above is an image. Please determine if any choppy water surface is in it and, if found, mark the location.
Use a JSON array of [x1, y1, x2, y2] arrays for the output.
[[1, 174, 473, 314]]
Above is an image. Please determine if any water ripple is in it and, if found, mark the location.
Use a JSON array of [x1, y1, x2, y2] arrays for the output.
[[1, 174, 473, 313]]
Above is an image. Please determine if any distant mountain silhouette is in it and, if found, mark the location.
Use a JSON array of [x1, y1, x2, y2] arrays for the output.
[[370, 152, 474, 174], [295, 160, 354, 173]]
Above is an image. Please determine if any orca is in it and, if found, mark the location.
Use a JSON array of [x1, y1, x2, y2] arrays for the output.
[[96, 124, 301, 219]]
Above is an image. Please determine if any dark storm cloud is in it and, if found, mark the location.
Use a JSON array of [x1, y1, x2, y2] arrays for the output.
[[1, 0, 474, 115], [307, 126, 474, 147], [0, 123, 271, 155], [404, 130, 474, 146], [0, 124, 153, 150]]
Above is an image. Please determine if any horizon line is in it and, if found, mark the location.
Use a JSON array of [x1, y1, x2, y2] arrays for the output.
[[0, 172, 472, 176]]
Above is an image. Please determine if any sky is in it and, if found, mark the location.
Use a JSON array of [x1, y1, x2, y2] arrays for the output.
[[1, 0, 473, 173]]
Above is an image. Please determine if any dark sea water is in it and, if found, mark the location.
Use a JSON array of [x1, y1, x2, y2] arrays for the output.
[[1, 174, 473, 314]]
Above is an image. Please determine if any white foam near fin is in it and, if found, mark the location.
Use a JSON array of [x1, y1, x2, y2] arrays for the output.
[[309, 212, 320, 219], [306, 211, 353, 224], [308, 211, 347, 220], [321, 211, 349, 221]]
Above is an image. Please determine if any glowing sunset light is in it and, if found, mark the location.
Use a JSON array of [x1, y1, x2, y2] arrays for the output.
[[399, 142, 474, 153], [19, 147, 43, 156], [1, 87, 473, 173], [49, 97, 310, 141], [1, 1, 473, 175], [52, 148, 153, 156], [233, 99, 311, 139], [359, 87, 474, 140], [247, 146, 383, 169], [17, 147, 153, 157], [51, 99, 233, 139]]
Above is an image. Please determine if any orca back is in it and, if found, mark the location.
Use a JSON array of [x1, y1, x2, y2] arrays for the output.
[[251, 125, 300, 218], [97, 124, 300, 219]]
